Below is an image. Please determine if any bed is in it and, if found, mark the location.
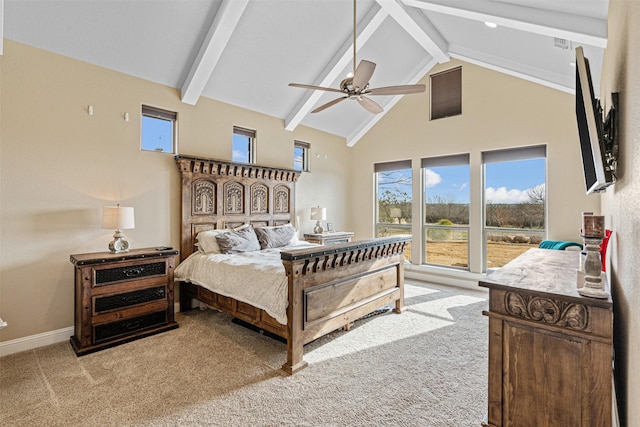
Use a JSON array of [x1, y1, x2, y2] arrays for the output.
[[175, 155, 410, 374]]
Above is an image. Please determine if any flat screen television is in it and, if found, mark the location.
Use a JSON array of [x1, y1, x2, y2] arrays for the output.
[[575, 46, 614, 194]]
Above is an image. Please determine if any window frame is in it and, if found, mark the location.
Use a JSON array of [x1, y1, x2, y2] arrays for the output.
[[482, 145, 547, 271], [141, 105, 177, 154], [232, 126, 256, 164], [421, 153, 470, 269], [374, 160, 413, 261], [293, 140, 310, 172]]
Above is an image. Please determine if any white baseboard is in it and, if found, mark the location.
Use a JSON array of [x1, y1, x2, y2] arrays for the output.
[[1, 304, 182, 358], [0, 326, 74, 357], [405, 263, 487, 292]]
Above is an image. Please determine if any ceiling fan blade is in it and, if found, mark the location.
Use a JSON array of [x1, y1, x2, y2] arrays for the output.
[[289, 83, 344, 94], [311, 96, 348, 113], [368, 84, 426, 96], [357, 96, 384, 114], [352, 60, 376, 89]]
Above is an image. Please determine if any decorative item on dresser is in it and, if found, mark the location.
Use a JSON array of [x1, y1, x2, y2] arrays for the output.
[[479, 248, 613, 427], [175, 155, 410, 374], [70, 247, 179, 356], [303, 231, 354, 245], [102, 204, 135, 253], [310, 206, 326, 233]]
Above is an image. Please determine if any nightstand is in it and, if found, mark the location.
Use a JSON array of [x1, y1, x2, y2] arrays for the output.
[[303, 231, 354, 245], [70, 247, 179, 356]]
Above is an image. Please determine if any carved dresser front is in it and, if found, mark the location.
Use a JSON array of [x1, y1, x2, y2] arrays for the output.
[[479, 248, 613, 427]]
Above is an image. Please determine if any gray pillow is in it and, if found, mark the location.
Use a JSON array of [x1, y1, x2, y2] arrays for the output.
[[255, 224, 296, 249], [214, 226, 261, 254]]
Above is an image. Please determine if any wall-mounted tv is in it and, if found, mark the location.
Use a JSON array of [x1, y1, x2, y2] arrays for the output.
[[575, 46, 617, 194]]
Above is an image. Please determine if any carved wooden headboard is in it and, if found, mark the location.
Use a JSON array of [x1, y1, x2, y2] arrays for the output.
[[175, 155, 301, 261]]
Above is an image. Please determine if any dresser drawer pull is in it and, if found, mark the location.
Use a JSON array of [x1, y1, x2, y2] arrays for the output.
[[126, 321, 141, 330], [123, 267, 143, 277]]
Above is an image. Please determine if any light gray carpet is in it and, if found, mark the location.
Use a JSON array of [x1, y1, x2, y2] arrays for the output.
[[0, 280, 488, 426]]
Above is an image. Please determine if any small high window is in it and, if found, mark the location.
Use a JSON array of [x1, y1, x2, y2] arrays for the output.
[[141, 105, 177, 153], [293, 140, 310, 172], [430, 66, 462, 120], [233, 126, 256, 164]]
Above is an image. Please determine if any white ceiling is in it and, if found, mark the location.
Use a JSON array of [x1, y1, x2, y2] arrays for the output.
[[2, 0, 609, 146]]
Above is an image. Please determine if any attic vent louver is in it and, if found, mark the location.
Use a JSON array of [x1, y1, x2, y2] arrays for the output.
[[554, 38, 572, 50]]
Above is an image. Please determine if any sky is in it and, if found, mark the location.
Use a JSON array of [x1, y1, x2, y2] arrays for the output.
[[141, 115, 173, 152], [379, 158, 546, 204]]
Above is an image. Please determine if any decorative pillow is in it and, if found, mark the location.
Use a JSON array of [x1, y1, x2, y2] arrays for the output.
[[215, 226, 261, 254], [196, 224, 249, 254], [254, 224, 297, 249]]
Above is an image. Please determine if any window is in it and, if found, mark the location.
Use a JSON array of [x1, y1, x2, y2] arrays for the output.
[[374, 160, 412, 260], [483, 145, 546, 270], [422, 154, 470, 268], [293, 140, 310, 172], [141, 105, 177, 153], [232, 126, 256, 164], [430, 66, 462, 120]]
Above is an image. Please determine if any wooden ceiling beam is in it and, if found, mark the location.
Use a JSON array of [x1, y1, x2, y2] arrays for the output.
[[376, 0, 449, 63], [403, 0, 607, 48], [180, 0, 249, 105]]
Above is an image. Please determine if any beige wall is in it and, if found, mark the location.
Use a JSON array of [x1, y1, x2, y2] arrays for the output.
[[601, 1, 640, 425], [0, 40, 350, 342], [351, 58, 600, 272]]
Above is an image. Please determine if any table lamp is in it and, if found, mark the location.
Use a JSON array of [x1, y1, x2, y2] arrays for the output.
[[310, 206, 326, 234], [102, 204, 135, 253]]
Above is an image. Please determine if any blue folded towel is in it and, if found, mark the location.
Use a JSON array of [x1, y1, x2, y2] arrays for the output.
[[538, 240, 583, 250]]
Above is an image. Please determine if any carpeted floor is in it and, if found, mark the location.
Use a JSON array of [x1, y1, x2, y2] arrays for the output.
[[0, 280, 489, 426]]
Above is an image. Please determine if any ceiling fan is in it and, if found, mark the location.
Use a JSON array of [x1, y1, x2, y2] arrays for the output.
[[288, 0, 426, 114]]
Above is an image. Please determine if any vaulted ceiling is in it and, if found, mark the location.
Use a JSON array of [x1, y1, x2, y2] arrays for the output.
[[2, 0, 609, 146]]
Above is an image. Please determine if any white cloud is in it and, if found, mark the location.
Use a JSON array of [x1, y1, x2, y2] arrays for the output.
[[424, 169, 442, 188], [456, 183, 468, 191], [232, 150, 247, 162], [485, 186, 531, 203]]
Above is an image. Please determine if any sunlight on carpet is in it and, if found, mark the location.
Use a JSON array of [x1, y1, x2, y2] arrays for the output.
[[304, 283, 486, 365]]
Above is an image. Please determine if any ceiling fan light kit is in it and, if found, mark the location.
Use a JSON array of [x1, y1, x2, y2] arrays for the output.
[[289, 0, 425, 114]]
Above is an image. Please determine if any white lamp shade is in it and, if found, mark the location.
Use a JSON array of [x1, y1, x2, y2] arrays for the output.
[[102, 205, 135, 230], [310, 207, 326, 221]]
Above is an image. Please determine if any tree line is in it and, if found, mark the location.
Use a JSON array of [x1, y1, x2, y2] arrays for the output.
[[379, 192, 545, 229]]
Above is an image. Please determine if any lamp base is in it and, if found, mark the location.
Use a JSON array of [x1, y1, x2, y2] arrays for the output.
[[108, 230, 130, 253], [314, 221, 324, 234]]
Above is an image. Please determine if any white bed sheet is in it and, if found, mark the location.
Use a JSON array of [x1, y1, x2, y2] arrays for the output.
[[174, 242, 317, 325]]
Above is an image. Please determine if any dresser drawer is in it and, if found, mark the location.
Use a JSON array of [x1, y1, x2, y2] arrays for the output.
[[94, 286, 166, 313], [94, 311, 167, 343], [94, 261, 166, 286]]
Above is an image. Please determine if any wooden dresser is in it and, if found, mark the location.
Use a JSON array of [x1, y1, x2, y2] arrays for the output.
[[70, 248, 179, 355], [479, 248, 613, 427]]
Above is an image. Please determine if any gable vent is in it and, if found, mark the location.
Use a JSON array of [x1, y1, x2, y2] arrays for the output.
[[554, 38, 572, 50]]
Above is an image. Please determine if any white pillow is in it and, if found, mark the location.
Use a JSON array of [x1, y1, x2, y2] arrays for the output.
[[196, 224, 249, 254]]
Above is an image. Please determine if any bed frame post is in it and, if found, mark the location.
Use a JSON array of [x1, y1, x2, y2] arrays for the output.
[[281, 260, 309, 374]]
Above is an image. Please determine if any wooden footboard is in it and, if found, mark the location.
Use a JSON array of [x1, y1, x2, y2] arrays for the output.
[[179, 235, 410, 375], [280, 234, 410, 374]]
